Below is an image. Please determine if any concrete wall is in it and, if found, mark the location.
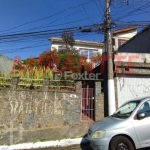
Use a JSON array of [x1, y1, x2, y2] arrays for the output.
[[114, 53, 150, 64], [0, 55, 13, 75]]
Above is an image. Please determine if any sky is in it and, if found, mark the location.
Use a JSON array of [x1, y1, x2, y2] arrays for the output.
[[0, 0, 150, 60]]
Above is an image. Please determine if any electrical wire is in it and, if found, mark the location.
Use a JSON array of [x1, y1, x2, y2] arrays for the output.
[[0, 0, 94, 33]]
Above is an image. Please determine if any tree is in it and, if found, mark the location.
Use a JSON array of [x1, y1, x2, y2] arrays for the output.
[[61, 29, 75, 52]]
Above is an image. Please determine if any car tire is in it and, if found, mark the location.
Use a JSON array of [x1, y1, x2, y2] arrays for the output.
[[110, 136, 135, 150]]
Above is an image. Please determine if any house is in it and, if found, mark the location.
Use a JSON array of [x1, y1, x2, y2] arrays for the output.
[[112, 26, 138, 51], [114, 25, 150, 107], [49, 37, 104, 62], [0, 55, 13, 75]]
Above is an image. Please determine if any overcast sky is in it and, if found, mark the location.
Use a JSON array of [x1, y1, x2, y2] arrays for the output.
[[0, 0, 149, 60]]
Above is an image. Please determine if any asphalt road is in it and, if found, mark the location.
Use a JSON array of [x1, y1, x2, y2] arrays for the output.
[[26, 142, 150, 150]]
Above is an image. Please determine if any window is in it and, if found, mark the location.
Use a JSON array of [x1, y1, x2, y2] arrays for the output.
[[118, 39, 127, 47], [79, 49, 98, 59], [111, 101, 140, 119], [138, 100, 150, 114], [58, 46, 66, 51]]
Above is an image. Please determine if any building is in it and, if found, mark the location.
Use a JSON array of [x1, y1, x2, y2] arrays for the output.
[[49, 37, 104, 61], [114, 25, 150, 107], [112, 26, 138, 51]]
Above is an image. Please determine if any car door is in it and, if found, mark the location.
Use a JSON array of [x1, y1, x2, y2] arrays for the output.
[[132, 100, 150, 147]]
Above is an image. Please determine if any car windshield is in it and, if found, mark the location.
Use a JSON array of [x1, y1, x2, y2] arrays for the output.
[[111, 101, 141, 119]]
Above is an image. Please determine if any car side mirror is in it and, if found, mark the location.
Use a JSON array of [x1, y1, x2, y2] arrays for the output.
[[137, 112, 146, 120]]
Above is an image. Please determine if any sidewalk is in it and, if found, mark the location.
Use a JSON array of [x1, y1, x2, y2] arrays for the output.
[[0, 137, 89, 150]]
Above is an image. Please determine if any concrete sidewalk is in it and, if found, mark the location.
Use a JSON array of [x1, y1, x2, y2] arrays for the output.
[[0, 137, 89, 150]]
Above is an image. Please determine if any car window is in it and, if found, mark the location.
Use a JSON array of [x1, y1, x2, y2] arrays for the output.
[[138, 100, 150, 116], [120, 103, 137, 114], [111, 101, 140, 119]]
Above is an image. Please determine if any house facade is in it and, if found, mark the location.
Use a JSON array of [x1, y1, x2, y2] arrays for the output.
[[114, 25, 150, 107], [49, 37, 104, 61], [112, 26, 138, 51]]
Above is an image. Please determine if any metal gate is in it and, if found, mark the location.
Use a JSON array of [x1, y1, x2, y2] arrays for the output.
[[81, 87, 95, 122]]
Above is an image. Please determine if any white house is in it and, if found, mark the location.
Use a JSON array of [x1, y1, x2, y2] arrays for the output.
[[112, 26, 138, 51], [49, 37, 104, 61]]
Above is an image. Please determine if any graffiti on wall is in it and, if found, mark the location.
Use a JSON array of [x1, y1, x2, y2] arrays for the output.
[[0, 90, 80, 129]]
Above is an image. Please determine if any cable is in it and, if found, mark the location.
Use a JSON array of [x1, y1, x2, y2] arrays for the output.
[[113, 1, 150, 21], [0, 16, 101, 36], [81, 4, 95, 24], [0, 0, 93, 33], [93, 0, 103, 15]]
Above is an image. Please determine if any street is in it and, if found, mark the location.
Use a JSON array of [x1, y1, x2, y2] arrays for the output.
[[26, 143, 150, 150]]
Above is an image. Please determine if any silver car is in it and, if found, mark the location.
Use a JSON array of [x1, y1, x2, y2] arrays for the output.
[[88, 96, 150, 150]]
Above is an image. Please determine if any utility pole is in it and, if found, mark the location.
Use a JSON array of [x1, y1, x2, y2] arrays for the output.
[[105, 0, 116, 115]]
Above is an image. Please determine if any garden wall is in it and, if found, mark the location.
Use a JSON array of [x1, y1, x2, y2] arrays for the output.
[[0, 78, 104, 145]]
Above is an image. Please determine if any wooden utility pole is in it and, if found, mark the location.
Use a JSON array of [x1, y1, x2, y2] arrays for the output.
[[105, 0, 116, 115]]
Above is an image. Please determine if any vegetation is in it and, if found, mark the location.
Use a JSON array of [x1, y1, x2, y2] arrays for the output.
[[0, 31, 101, 90]]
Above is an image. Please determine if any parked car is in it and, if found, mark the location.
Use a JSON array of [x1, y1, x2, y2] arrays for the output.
[[88, 96, 150, 150]]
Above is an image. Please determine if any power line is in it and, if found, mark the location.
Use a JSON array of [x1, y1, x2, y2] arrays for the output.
[[0, 16, 102, 36], [0, 0, 93, 33], [113, 1, 150, 21], [93, 0, 103, 15], [81, 4, 95, 24]]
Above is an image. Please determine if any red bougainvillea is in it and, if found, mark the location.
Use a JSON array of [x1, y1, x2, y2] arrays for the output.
[[25, 57, 37, 68], [38, 51, 59, 70], [60, 55, 76, 73], [12, 56, 24, 74]]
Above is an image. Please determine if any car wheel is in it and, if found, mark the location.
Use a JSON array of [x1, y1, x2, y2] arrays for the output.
[[110, 136, 135, 150]]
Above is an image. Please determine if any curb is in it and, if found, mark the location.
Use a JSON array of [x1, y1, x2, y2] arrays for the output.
[[0, 137, 88, 150]]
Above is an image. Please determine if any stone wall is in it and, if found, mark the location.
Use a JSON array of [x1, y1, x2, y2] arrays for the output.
[[95, 82, 104, 121], [0, 78, 104, 145], [0, 85, 82, 129], [114, 77, 119, 109], [0, 80, 83, 144], [3, 91, 81, 126]]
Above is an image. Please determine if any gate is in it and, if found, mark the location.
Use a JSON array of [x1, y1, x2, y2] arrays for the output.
[[81, 87, 95, 122]]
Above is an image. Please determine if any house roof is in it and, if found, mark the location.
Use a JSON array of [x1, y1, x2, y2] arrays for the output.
[[49, 37, 104, 46], [118, 24, 150, 51], [113, 26, 138, 35]]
